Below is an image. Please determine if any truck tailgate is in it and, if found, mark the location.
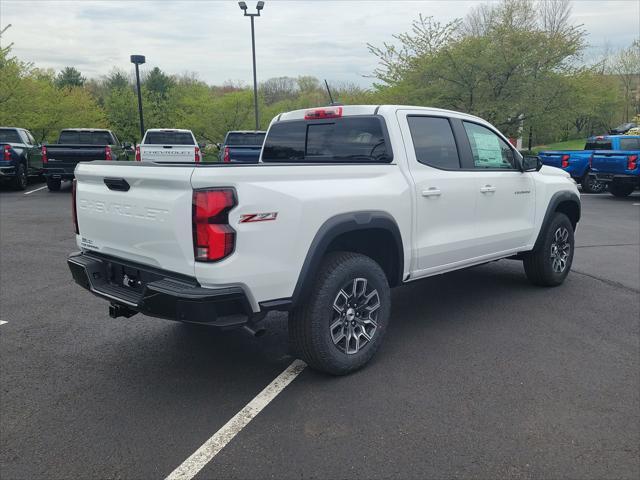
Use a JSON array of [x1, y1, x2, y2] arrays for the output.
[[591, 151, 634, 175], [140, 145, 195, 163], [75, 162, 195, 276]]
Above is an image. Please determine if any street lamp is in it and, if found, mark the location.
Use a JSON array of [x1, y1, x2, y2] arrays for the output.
[[130, 54, 146, 141], [238, 1, 265, 131]]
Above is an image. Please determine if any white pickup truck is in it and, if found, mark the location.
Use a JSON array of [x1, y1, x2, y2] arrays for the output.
[[68, 105, 580, 375], [137, 128, 201, 163]]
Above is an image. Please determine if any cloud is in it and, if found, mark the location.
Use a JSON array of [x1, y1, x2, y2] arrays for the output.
[[2, 0, 638, 86]]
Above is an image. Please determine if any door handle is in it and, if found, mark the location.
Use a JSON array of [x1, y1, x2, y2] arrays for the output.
[[422, 187, 442, 197], [480, 185, 496, 193]]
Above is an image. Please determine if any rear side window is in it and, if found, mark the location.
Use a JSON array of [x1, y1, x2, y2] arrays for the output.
[[0, 129, 22, 143], [463, 122, 515, 169], [262, 117, 391, 163], [619, 138, 640, 150], [58, 131, 113, 145], [225, 133, 265, 145], [585, 139, 613, 150], [144, 131, 195, 145], [407, 116, 460, 169]]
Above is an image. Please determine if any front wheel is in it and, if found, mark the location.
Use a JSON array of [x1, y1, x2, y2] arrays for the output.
[[580, 174, 606, 194], [288, 251, 391, 375], [12, 163, 28, 190], [609, 182, 635, 198], [523, 212, 574, 287], [46, 177, 61, 191]]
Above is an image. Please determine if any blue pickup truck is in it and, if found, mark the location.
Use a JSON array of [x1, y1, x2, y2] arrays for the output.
[[589, 135, 640, 197], [218, 130, 266, 163], [538, 137, 620, 193]]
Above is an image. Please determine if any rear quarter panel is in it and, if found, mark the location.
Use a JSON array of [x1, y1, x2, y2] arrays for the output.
[[190, 164, 412, 308]]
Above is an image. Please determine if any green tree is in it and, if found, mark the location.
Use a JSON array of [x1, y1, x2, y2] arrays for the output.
[[55, 66, 86, 88]]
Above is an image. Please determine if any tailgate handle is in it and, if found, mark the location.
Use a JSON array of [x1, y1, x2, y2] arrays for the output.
[[104, 177, 130, 192]]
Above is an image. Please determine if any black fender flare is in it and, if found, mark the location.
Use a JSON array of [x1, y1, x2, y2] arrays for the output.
[[534, 191, 581, 249], [290, 211, 404, 308]]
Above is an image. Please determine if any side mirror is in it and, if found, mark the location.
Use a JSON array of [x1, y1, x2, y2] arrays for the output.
[[199, 143, 206, 150], [522, 155, 542, 172], [122, 142, 132, 149], [215, 143, 221, 150]]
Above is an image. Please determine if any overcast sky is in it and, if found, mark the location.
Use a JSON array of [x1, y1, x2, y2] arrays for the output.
[[1, 0, 638, 87]]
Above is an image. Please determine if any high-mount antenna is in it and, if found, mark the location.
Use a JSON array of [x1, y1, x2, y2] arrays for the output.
[[324, 79, 342, 106]]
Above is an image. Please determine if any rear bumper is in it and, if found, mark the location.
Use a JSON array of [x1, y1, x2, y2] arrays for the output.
[[593, 173, 640, 185], [44, 167, 75, 180], [0, 165, 17, 178], [67, 252, 253, 327]]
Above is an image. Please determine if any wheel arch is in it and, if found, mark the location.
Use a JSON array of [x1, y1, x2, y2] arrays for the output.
[[534, 191, 580, 249], [291, 211, 404, 308]]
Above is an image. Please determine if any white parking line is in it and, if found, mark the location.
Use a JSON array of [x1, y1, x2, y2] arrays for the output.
[[165, 359, 306, 480], [0, 321, 7, 326], [24, 186, 47, 195]]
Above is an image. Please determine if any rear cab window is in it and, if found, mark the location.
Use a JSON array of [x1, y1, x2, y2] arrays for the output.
[[225, 133, 265, 146], [585, 139, 613, 150], [58, 131, 113, 145], [144, 131, 195, 145], [0, 129, 23, 144], [262, 116, 392, 163]]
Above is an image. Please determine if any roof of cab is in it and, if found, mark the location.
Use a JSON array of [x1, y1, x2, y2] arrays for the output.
[[275, 105, 490, 125], [145, 128, 193, 133]]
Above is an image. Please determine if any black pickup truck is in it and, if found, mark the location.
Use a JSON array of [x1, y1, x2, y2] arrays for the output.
[[43, 129, 132, 191], [0, 127, 44, 190]]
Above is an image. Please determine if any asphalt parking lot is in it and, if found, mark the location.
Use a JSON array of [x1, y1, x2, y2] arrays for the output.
[[1, 181, 639, 480]]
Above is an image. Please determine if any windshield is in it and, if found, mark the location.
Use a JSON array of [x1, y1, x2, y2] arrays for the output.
[[225, 133, 265, 146], [144, 131, 195, 145], [0, 129, 22, 144], [58, 131, 113, 145]]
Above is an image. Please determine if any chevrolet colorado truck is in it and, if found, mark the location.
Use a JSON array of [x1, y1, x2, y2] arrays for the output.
[[218, 130, 265, 163], [538, 136, 620, 193], [137, 129, 201, 163], [589, 135, 640, 197], [67, 105, 580, 375], [43, 129, 131, 191], [0, 127, 43, 190]]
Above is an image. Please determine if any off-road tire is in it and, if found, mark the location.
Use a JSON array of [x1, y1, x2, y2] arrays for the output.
[[609, 182, 635, 198], [523, 212, 574, 287], [46, 177, 61, 192], [12, 163, 28, 191], [288, 251, 391, 375], [580, 174, 606, 194]]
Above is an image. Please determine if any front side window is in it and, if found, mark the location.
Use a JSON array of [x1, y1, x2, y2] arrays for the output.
[[463, 122, 515, 169], [262, 116, 391, 163], [26, 131, 37, 145], [407, 116, 460, 169]]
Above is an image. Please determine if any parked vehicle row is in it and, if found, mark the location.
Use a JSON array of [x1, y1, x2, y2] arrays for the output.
[[68, 104, 581, 375], [539, 134, 640, 196]]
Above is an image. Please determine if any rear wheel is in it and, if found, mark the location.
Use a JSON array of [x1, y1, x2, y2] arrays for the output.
[[288, 251, 391, 375], [609, 182, 635, 197], [580, 174, 606, 194], [46, 177, 61, 192], [523, 212, 574, 287], [11, 163, 28, 190]]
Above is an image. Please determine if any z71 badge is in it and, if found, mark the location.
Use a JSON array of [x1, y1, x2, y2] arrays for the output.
[[239, 212, 278, 223]]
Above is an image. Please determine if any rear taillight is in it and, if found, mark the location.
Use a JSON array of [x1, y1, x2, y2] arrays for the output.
[[72, 179, 79, 235], [223, 146, 230, 163], [3, 145, 11, 161], [561, 154, 570, 168], [628, 154, 638, 171], [192, 189, 236, 262], [304, 106, 343, 120], [105, 145, 112, 161], [135, 145, 141, 161], [42, 145, 48, 164], [195, 146, 201, 163]]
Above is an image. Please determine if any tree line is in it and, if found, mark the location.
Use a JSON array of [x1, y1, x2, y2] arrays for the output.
[[1, 0, 638, 150]]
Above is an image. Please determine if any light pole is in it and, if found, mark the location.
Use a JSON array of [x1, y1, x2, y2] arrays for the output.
[[130, 55, 146, 141], [238, 1, 264, 131]]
